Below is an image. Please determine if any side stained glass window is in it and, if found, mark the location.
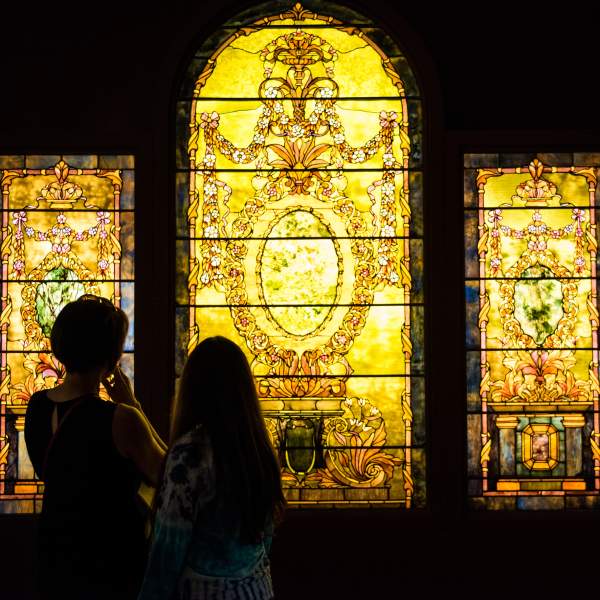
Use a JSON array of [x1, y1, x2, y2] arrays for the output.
[[176, 3, 424, 507], [465, 153, 600, 510], [0, 155, 135, 513]]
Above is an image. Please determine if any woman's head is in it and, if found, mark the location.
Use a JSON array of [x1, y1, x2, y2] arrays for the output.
[[50, 295, 128, 374], [172, 336, 259, 440], [171, 336, 285, 539]]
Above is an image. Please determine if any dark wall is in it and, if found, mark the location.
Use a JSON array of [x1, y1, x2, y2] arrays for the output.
[[1, 2, 598, 598]]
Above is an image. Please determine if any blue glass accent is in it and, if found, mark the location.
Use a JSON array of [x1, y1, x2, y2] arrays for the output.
[[464, 281, 479, 349], [121, 282, 135, 352]]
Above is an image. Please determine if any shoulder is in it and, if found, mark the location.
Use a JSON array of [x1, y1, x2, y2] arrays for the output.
[[112, 403, 147, 446], [114, 402, 140, 423], [170, 426, 211, 463], [165, 426, 212, 483], [30, 390, 49, 402], [157, 426, 214, 518], [25, 390, 50, 423], [84, 395, 115, 413], [26, 390, 49, 410]]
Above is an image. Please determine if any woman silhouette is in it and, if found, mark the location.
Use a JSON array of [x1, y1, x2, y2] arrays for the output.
[[24, 295, 166, 599], [138, 336, 285, 600]]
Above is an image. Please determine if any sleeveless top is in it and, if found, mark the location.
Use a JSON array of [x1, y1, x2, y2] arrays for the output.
[[24, 390, 147, 599]]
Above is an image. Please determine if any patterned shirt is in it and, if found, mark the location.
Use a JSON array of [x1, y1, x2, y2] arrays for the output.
[[137, 426, 273, 600]]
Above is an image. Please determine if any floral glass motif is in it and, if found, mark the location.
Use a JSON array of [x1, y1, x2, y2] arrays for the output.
[[0, 155, 134, 513], [466, 155, 600, 509], [177, 3, 424, 507]]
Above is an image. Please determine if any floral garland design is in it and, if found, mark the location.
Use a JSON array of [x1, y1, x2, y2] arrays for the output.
[[479, 163, 596, 407], [188, 22, 412, 496], [1, 161, 122, 405]]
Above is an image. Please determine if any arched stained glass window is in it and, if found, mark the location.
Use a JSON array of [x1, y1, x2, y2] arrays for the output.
[[176, 3, 424, 507], [465, 152, 600, 510], [0, 154, 135, 513]]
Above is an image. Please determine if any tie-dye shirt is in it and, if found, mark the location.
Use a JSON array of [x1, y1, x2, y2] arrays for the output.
[[137, 425, 273, 600]]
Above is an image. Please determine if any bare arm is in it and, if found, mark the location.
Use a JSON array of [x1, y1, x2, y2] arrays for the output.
[[103, 366, 167, 452], [112, 404, 165, 486], [103, 366, 167, 485]]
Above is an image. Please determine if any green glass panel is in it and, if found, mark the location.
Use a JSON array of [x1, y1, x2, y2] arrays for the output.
[[410, 239, 424, 303], [513, 266, 562, 345], [25, 155, 60, 169], [464, 168, 477, 208], [35, 268, 85, 336], [62, 155, 97, 168], [176, 172, 190, 237], [464, 153, 498, 168], [467, 415, 482, 477], [409, 171, 423, 237], [498, 153, 536, 168], [410, 305, 424, 375], [0, 155, 23, 169], [98, 155, 134, 169], [260, 210, 339, 335], [411, 377, 425, 445]]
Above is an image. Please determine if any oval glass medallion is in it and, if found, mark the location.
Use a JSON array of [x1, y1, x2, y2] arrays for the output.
[[260, 210, 340, 336], [514, 265, 563, 345]]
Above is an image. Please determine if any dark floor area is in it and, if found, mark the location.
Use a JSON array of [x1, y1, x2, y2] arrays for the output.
[[2, 511, 596, 599]]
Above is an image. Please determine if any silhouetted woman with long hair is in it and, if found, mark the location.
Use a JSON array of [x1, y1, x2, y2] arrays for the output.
[[138, 336, 285, 600]]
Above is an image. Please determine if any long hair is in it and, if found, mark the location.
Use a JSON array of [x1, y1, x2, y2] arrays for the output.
[[170, 336, 285, 541]]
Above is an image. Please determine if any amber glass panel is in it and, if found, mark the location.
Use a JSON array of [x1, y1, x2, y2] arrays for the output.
[[177, 4, 423, 507], [0, 155, 135, 513], [465, 154, 600, 509]]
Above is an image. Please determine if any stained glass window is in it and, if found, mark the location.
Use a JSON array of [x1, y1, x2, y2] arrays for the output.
[[0, 154, 135, 513], [176, 3, 424, 507], [465, 153, 600, 509]]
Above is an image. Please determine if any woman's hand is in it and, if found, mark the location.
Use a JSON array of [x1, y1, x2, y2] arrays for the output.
[[103, 366, 140, 408]]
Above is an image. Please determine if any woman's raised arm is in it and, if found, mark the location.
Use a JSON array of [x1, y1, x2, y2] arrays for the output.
[[104, 366, 167, 485]]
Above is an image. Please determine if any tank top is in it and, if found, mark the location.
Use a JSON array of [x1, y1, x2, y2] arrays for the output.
[[24, 390, 146, 599]]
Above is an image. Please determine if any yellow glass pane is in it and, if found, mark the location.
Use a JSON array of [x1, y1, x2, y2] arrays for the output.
[[200, 27, 400, 99], [345, 306, 408, 375], [183, 9, 420, 506], [0, 156, 135, 512]]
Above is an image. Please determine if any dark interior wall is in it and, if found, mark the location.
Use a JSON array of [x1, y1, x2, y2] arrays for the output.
[[0, 2, 598, 598]]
